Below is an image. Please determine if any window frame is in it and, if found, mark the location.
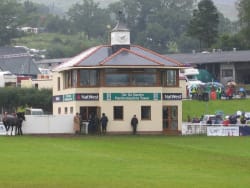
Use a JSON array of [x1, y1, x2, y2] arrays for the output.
[[70, 107, 74, 114], [222, 69, 233, 77], [113, 106, 124, 120], [79, 69, 99, 87], [104, 68, 157, 87], [141, 106, 151, 120], [58, 107, 61, 114], [57, 77, 60, 91], [162, 69, 179, 87]]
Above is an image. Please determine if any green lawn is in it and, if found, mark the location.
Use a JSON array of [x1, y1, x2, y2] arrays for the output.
[[1, 135, 250, 188], [182, 98, 250, 121]]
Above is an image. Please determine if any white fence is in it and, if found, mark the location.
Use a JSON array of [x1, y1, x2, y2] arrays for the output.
[[207, 126, 239, 136], [22, 115, 75, 134], [1, 118, 244, 136], [182, 122, 240, 136], [182, 123, 207, 135]]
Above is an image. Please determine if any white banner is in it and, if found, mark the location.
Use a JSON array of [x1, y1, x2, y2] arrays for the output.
[[0, 123, 7, 135], [182, 123, 207, 135], [207, 126, 239, 136]]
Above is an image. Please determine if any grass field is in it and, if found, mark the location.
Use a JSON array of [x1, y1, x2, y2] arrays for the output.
[[182, 98, 250, 121], [1, 135, 250, 188]]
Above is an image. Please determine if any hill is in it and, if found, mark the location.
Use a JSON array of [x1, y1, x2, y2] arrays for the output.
[[19, 0, 238, 21]]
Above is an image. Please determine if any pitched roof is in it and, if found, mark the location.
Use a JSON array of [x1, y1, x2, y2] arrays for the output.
[[0, 47, 41, 76], [54, 45, 183, 71], [166, 50, 250, 65], [0, 46, 27, 56]]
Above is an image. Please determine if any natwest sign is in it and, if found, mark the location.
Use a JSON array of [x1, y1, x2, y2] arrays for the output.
[[162, 93, 182, 100], [76, 93, 99, 101]]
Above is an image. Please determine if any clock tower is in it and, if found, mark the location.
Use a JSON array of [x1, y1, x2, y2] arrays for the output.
[[110, 12, 130, 53]]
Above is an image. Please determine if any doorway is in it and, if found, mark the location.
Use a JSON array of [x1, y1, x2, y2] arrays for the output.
[[162, 106, 178, 133], [80, 106, 100, 121]]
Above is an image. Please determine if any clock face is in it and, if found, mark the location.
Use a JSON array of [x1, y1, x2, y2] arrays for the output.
[[111, 31, 130, 45], [118, 33, 127, 42]]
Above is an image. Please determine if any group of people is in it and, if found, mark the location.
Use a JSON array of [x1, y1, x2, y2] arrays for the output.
[[73, 113, 139, 135], [189, 85, 223, 101], [88, 113, 109, 135], [73, 112, 109, 135]]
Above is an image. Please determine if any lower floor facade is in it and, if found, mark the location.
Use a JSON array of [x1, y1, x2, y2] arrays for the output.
[[53, 87, 184, 134]]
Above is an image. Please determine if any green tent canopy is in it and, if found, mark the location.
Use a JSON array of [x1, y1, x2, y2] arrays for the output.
[[197, 69, 215, 83]]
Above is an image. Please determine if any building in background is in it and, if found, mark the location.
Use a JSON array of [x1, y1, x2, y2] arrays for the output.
[[0, 46, 54, 89], [167, 50, 250, 85], [0, 46, 41, 79], [52, 17, 186, 135]]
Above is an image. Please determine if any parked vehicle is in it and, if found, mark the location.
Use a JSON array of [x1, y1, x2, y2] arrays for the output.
[[25, 108, 44, 115], [200, 115, 216, 125], [244, 112, 250, 120]]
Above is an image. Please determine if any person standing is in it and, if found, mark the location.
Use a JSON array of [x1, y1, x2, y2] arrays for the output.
[[131, 114, 138, 135], [73, 112, 81, 135], [88, 113, 95, 134], [100, 113, 108, 135], [240, 112, 246, 124], [94, 114, 100, 135]]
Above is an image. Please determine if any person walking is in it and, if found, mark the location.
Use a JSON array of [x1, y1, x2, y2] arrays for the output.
[[73, 112, 81, 135], [100, 113, 108, 135], [131, 114, 138, 135]]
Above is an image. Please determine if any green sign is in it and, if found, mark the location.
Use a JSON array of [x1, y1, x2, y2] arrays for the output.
[[103, 93, 161, 101], [64, 94, 75, 102]]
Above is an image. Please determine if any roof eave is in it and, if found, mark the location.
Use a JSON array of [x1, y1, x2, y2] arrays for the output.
[[54, 65, 183, 72]]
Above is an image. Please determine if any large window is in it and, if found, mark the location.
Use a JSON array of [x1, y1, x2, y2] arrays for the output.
[[222, 69, 233, 77], [72, 70, 77, 87], [106, 73, 129, 86], [64, 70, 77, 88], [113, 106, 123, 120], [64, 71, 72, 88], [132, 73, 156, 86], [80, 70, 99, 87], [162, 70, 178, 87], [141, 106, 151, 120], [105, 69, 157, 86]]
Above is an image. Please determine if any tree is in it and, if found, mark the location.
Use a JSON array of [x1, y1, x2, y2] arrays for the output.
[[45, 15, 72, 34], [0, 0, 21, 46], [217, 12, 237, 35], [108, 0, 195, 53], [0, 88, 52, 114], [68, 0, 111, 39], [187, 0, 219, 50], [18, 1, 53, 29], [237, 0, 250, 47]]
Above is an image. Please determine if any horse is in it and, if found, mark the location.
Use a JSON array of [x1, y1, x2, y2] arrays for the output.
[[3, 112, 25, 136]]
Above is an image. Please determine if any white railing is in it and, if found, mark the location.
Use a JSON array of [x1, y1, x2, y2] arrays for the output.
[[182, 122, 244, 136], [182, 123, 207, 135]]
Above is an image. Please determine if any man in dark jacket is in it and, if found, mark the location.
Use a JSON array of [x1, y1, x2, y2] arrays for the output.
[[100, 113, 108, 135], [131, 115, 138, 135]]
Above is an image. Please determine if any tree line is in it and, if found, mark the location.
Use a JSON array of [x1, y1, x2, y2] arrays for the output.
[[1, 0, 250, 57], [0, 88, 52, 114]]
